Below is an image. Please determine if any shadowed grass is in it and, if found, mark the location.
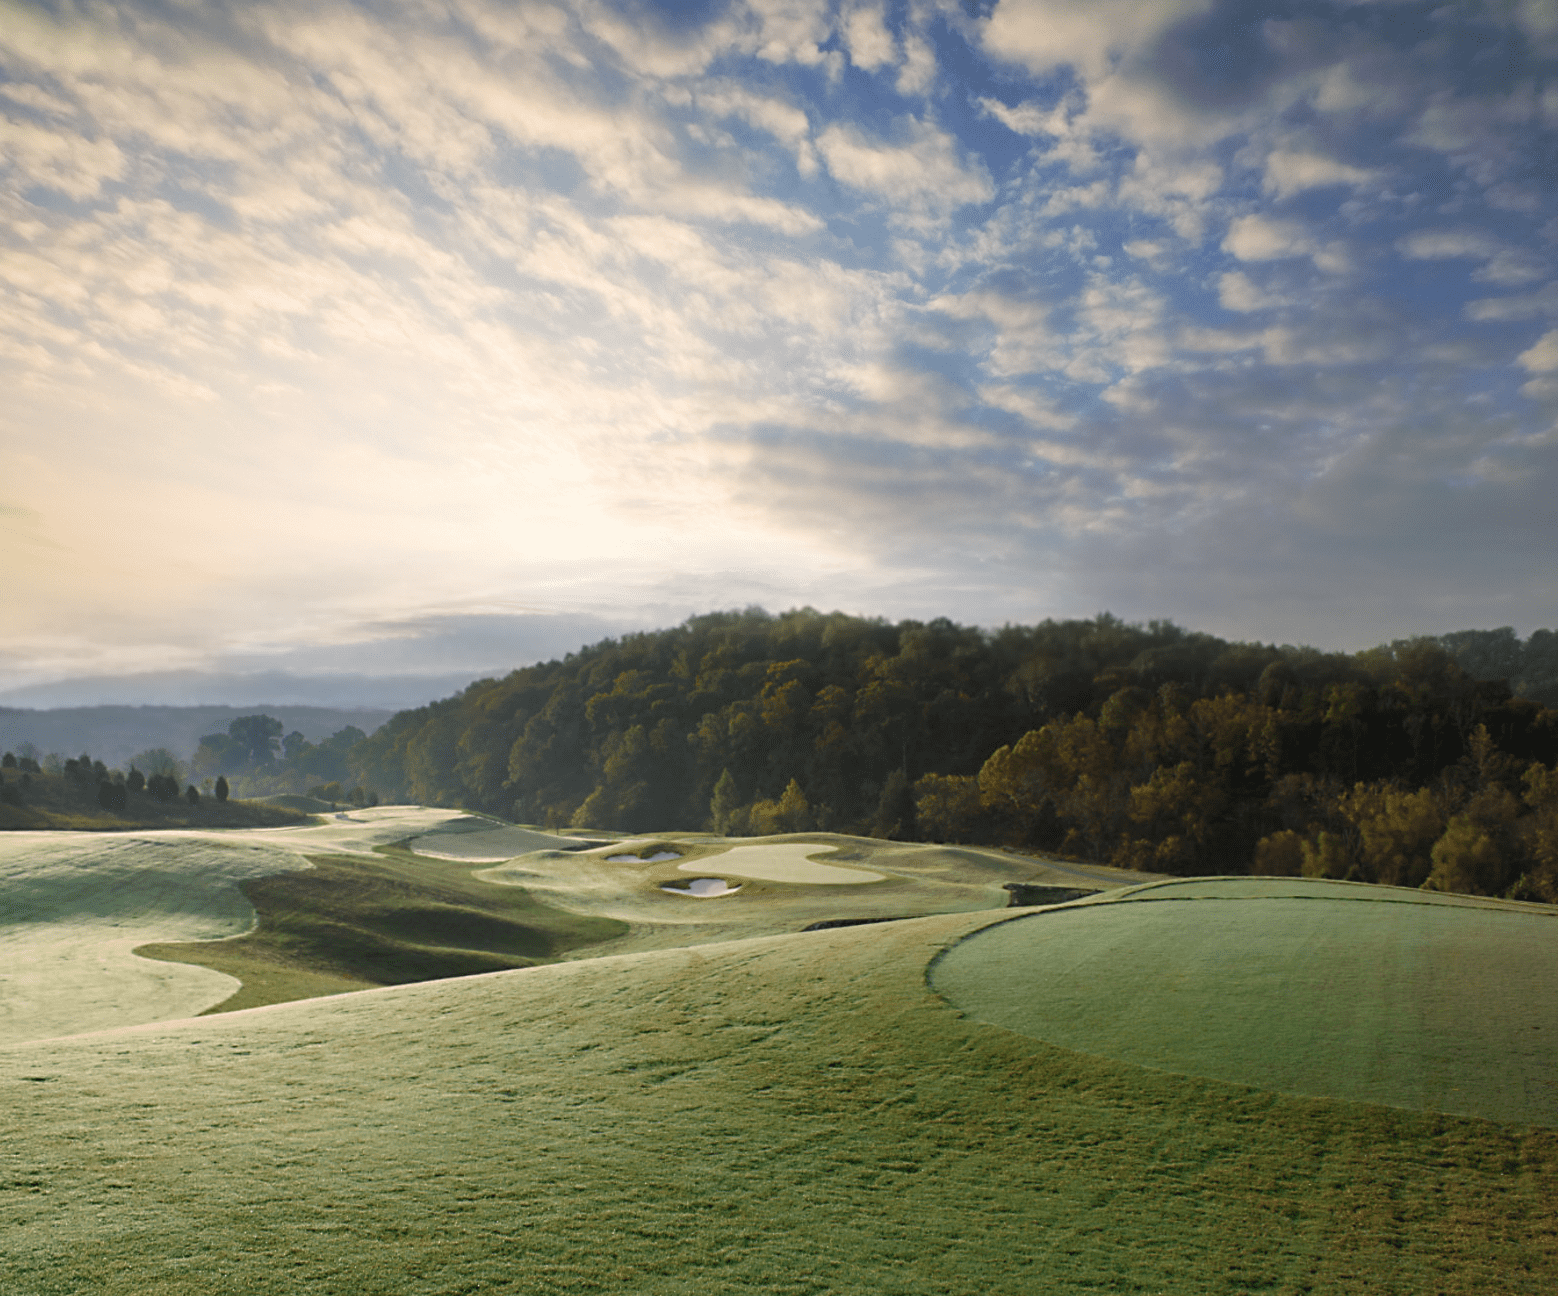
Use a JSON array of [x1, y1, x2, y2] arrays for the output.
[[136, 846, 628, 1012]]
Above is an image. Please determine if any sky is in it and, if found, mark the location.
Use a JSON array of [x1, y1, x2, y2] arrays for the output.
[[2, 0, 1556, 705]]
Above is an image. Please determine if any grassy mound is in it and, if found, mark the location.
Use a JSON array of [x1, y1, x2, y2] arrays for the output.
[[6, 912, 1558, 1293], [137, 846, 629, 1013], [254, 793, 336, 813], [932, 876, 1558, 1125]]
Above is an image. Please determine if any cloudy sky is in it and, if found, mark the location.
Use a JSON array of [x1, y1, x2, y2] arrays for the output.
[[2, 0, 1556, 703]]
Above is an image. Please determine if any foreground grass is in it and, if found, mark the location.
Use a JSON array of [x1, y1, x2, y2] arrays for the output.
[[5, 911, 1557, 1294], [136, 846, 628, 1012]]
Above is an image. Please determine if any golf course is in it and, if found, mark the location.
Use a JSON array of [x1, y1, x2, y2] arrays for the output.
[[4, 810, 1557, 1292]]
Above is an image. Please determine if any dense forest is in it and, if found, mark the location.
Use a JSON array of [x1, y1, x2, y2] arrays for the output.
[[346, 609, 1558, 900]]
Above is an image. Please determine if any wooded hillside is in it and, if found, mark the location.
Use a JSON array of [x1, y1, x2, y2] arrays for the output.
[[347, 609, 1558, 899]]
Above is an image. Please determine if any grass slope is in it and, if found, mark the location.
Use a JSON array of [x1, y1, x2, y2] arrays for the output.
[[4, 912, 1557, 1294], [933, 877, 1558, 1126], [138, 846, 630, 1013]]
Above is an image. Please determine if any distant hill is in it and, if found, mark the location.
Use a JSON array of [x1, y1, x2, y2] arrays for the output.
[[0, 705, 395, 770], [0, 669, 480, 710]]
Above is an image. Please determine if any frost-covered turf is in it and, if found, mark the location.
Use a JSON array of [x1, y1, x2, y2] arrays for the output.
[[0, 808, 469, 1042], [4, 910, 1557, 1294], [933, 877, 1558, 1126]]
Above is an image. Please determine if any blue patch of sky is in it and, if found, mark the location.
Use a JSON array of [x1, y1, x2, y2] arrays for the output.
[[487, 140, 588, 199], [148, 167, 240, 231], [375, 144, 459, 217], [16, 186, 102, 219]]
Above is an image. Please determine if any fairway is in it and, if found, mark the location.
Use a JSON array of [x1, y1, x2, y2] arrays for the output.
[[933, 877, 1558, 1125], [0, 807, 470, 1042]]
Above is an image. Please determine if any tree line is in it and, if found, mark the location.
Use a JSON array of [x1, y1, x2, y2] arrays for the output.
[[343, 608, 1558, 899]]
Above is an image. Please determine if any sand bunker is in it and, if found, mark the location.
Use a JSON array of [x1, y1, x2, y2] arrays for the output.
[[661, 878, 741, 898], [688, 844, 884, 885], [609, 851, 682, 863]]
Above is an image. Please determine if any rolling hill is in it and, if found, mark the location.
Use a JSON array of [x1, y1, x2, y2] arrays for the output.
[[2, 813, 1556, 1292]]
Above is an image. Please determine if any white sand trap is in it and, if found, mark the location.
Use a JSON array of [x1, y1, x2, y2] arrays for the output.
[[688, 844, 884, 885], [608, 851, 682, 863], [0, 806, 470, 1045], [409, 823, 587, 862], [661, 878, 741, 898]]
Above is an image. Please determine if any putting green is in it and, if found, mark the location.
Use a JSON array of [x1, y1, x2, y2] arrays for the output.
[[407, 820, 588, 861], [932, 877, 1558, 1126]]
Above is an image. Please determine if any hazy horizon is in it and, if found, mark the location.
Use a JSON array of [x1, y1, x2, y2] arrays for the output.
[[3, 0, 1554, 693]]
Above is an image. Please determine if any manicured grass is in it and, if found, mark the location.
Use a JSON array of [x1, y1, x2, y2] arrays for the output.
[[407, 819, 595, 860], [933, 877, 1558, 1125], [136, 846, 629, 1013], [4, 911, 1557, 1294]]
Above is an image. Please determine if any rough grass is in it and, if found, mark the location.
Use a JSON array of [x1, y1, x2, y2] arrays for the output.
[[136, 846, 629, 1013], [4, 911, 1557, 1294]]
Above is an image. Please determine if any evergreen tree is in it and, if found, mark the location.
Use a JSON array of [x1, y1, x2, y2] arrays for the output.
[[872, 769, 916, 841], [186, 784, 200, 806], [214, 775, 229, 803], [708, 769, 740, 834]]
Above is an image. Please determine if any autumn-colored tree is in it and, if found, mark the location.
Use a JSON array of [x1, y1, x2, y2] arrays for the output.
[[914, 773, 983, 843], [1337, 783, 1444, 887], [1252, 829, 1304, 876], [777, 778, 812, 833]]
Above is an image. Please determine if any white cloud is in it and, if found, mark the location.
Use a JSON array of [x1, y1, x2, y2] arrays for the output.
[[1518, 330, 1558, 373], [1223, 215, 1313, 261], [817, 118, 993, 220], [1466, 282, 1558, 321], [1262, 150, 1377, 201], [842, 3, 895, 72], [1398, 229, 1546, 286], [896, 32, 936, 96], [1217, 271, 1283, 313], [981, 0, 1211, 83]]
